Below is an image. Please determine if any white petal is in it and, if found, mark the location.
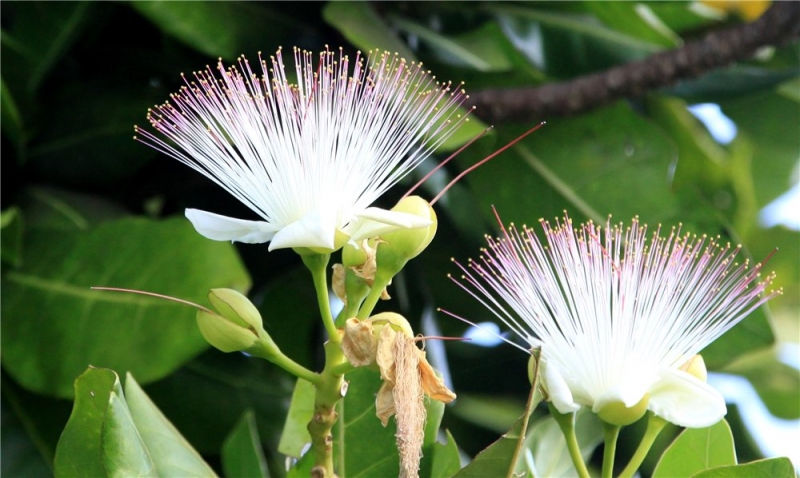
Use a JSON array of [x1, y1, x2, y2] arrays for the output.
[[542, 359, 581, 414], [268, 209, 337, 251], [592, 372, 656, 412], [647, 368, 726, 428], [185, 209, 277, 244], [347, 207, 433, 242]]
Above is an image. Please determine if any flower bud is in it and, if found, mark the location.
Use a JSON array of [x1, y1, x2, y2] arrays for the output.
[[196, 309, 259, 353], [207, 288, 263, 330], [375, 196, 437, 280], [367, 312, 414, 338]]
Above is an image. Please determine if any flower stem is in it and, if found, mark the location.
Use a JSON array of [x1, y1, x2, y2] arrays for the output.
[[507, 350, 541, 478], [355, 272, 392, 320], [250, 337, 320, 385], [307, 340, 347, 477], [601, 422, 621, 478], [619, 413, 668, 478], [550, 404, 590, 478], [302, 253, 339, 343]]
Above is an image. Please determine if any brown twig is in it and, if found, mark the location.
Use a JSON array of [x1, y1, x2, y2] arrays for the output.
[[467, 2, 800, 123]]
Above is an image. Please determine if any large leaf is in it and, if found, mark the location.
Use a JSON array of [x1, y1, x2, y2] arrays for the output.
[[429, 430, 461, 478], [724, 348, 800, 420], [279, 378, 315, 458], [54, 368, 215, 478], [124, 373, 216, 476], [691, 457, 795, 478], [652, 420, 737, 478], [222, 410, 270, 478], [519, 408, 603, 477], [2, 214, 250, 398], [132, 2, 300, 60]]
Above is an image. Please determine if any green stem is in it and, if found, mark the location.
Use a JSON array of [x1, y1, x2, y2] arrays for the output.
[[602, 422, 621, 478], [302, 253, 339, 343], [619, 413, 668, 478], [307, 340, 347, 477], [250, 338, 320, 385], [507, 349, 542, 478], [355, 272, 392, 320], [550, 404, 590, 478]]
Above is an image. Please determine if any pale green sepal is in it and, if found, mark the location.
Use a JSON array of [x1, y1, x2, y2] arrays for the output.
[[648, 367, 726, 428], [196, 310, 258, 353], [185, 208, 277, 244], [208, 288, 262, 330]]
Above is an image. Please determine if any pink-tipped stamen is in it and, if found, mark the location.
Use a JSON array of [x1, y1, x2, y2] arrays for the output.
[[91, 286, 213, 313]]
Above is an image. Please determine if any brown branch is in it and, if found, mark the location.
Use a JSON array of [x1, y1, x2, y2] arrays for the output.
[[467, 2, 800, 123]]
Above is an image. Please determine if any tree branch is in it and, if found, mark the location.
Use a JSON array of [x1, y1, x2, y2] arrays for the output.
[[467, 2, 800, 123]]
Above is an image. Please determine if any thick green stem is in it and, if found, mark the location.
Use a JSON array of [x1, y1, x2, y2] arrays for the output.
[[308, 340, 347, 477], [619, 413, 668, 478], [550, 404, 590, 478], [250, 337, 320, 385], [302, 253, 339, 343], [601, 422, 621, 478]]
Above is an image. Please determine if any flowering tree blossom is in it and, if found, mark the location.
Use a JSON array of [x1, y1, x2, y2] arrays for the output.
[[136, 46, 470, 251], [451, 213, 779, 428]]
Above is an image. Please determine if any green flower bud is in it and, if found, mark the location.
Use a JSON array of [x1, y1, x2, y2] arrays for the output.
[[207, 288, 262, 331], [596, 394, 650, 426], [196, 309, 259, 353], [375, 196, 437, 280]]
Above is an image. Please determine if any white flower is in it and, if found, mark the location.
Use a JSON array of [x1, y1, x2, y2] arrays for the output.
[[135, 46, 470, 251], [451, 214, 778, 427]]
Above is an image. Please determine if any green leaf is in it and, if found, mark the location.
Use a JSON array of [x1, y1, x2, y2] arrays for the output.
[[222, 410, 270, 478], [132, 2, 299, 60], [323, 2, 415, 61], [490, 4, 662, 77], [429, 430, 461, 478], [388, 15, 495, 72], [691, 457, 795, 478], [724, 348, 800, 420], [653, 420, 737, 478], [1, 2, 93, 93], [124, 373, 217, 476], [278, 378, 315, 458], [583, 2, 680, 48], [101, 389, 157, 478], [1, 207, 24, 267], [53, 367, 118, 478], [666, 66, 800, 104], [1, 215, 250, 398], [1, 77, 24, 160]]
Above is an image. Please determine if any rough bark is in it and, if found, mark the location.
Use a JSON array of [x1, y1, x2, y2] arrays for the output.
[[467, 2, 800, 123]]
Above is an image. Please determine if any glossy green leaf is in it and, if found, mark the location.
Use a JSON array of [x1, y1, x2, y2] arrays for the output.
[[2, 215, 250, 398], [429, 429, 461, 478], [278, 378, 315, 458], [388, 15, 495, 72], [53, 367, 117, 478], [101, 390, 157, 478], [490, 4, 661, 76], [653, 420, 737, 478], [323, 2, 415, 61], [222, 410, 270, 478], [583, 2, 680, 48], [132, 2, 297, 60], [666, 66, 800, 104], [691, 457, 795, 478], [1, 207, 23, 267], [124, 373, 217, 476]]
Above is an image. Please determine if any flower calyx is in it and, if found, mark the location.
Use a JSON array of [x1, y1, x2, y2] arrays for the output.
[[196, 289, 280, 357], [374, 196, 438, 282]]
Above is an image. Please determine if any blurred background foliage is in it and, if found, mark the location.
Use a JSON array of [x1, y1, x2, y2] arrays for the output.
[[2, 1, 798, 476]]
